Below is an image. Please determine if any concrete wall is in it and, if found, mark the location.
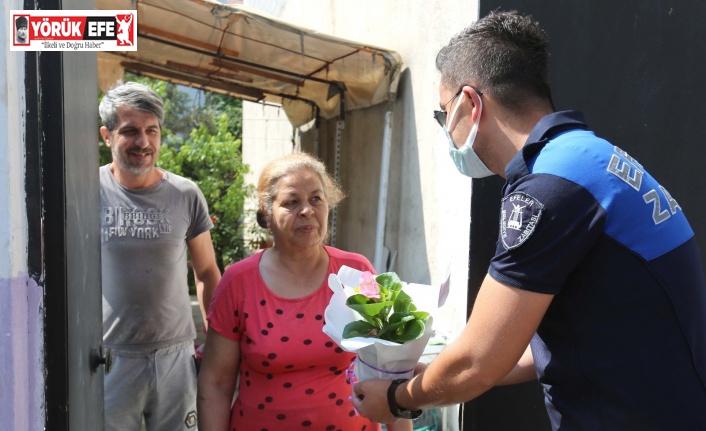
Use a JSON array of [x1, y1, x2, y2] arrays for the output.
[[242, 102, 295, 248], [0, 2, 45, 430], [243, 0, 479, 345]]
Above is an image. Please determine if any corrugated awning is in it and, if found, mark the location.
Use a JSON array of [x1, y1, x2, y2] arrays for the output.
[[96, 0, 403, 127]]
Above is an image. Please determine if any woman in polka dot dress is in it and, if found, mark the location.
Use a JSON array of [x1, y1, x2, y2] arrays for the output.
[[197, 153, 412, 431]]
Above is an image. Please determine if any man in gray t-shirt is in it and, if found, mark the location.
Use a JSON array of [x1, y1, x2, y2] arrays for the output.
[[99, 81, 221, 431]]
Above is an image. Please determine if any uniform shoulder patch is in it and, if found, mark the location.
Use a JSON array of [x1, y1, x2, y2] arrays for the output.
[[500, 191, 544, 250]]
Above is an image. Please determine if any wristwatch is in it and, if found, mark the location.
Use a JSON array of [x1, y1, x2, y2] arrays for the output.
[[387, 378, 423, 420]]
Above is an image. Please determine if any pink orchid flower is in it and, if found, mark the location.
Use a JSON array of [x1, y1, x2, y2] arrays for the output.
[[357, 271, 380, 299]]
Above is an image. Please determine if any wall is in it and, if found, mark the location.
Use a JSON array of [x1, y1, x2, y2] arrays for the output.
[[242, 102, 296, 248], [243, 0, 479, 351], [0, 1, 45, 430]]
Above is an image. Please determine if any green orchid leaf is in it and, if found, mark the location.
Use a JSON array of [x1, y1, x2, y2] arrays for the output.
[[392, 319, 426, 343], [386, 314, 414, 334], [393, 290, 414, 313], [363, 315, 380, 327], [411, 311, 430, 321], [376, 272, 403, 301], [388, 312, 416, 325], [346, 295, 394, 321], [343, 320, 380, 339], [377, 285, 390, 302], [346, 293, 377, 306], [376, 272, 402, 288], [384, 313, 427, 344], [379, 304, 393, 321]]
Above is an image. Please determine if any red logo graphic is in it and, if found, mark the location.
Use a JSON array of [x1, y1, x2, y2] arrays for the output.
[[115, 13, 134, 46]]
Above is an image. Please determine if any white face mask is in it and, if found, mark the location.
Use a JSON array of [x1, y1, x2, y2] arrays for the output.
[[444, 92, 495, 178]]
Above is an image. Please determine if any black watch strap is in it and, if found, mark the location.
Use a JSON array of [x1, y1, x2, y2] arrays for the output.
[[387, 378, 423, 420]]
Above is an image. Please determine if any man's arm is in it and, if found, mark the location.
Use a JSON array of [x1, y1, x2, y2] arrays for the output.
[[496, 343, 537, 386], [352, 274, 553, 423], [188, 231, 221, 330]]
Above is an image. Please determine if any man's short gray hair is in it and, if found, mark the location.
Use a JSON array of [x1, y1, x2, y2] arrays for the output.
[[99, 81, 164, 131]]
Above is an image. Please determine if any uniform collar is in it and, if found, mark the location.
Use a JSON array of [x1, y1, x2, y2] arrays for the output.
[[505, 110, 589, 183]]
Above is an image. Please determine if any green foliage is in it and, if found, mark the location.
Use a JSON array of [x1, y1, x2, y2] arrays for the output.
[[99, 73, 258, 278], [98, 141, 111, 166], [342, 272, 430, 344], [159, 114, 253, 272]]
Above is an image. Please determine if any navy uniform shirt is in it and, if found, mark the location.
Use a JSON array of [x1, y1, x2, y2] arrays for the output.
[[489, 111, 706, 430]]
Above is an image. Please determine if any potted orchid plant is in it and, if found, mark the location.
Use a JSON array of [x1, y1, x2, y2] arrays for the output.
[[343, 271, 430, 344], [323, 265, 448, 382]]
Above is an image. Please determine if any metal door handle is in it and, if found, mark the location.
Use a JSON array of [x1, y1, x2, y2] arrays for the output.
[[91, 345, 113, 375]]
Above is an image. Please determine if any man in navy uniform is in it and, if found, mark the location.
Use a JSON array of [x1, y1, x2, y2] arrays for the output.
[[353, 10, 706, 430]]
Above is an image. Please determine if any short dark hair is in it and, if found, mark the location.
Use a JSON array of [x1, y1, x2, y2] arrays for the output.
[[436, 10, 553, 112]]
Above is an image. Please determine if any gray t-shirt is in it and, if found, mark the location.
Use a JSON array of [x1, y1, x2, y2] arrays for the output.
[[100, 165, 213, 350]]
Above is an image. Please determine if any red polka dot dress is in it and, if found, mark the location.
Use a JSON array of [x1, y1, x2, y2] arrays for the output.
[[208, 246, 381, 431]]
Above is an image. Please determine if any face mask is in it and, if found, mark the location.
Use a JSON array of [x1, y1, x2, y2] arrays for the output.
[[444, 92, 495, 178]]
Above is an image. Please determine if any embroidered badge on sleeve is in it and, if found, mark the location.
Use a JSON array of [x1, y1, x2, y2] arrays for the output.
[[500, 192, 544, 250]]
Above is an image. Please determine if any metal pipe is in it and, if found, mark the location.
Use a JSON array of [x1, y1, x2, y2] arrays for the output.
[[373, 108, 393, 273], [330, 118, 344, 247]]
